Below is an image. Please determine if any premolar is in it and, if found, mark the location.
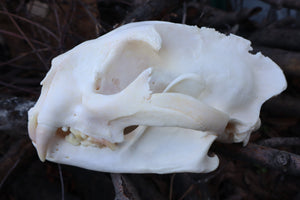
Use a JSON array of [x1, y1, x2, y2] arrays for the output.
[[61, 127, 116, 150]]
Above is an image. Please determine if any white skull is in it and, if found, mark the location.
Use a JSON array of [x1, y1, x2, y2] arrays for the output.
[[28, 21, 286, 173]]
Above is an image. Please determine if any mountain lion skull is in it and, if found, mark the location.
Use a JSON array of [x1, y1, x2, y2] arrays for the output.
[[28, 21, 286, 173]]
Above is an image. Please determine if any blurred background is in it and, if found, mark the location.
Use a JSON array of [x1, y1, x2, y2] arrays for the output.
[[0, 0, 299, 199]]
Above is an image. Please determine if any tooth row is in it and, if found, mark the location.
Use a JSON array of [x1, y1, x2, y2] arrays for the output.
[[63, 127, 116, 150]]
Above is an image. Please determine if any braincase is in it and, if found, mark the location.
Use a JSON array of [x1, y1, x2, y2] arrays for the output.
[[49, 22, 283, 128], [42, 21, 286, 132]]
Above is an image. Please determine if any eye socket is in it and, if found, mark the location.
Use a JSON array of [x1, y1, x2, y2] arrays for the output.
[[123, 125, 138, 135], [93, 40, 157, 95]]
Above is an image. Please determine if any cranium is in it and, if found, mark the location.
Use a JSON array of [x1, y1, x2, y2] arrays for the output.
[[28, 21, 286, 173]]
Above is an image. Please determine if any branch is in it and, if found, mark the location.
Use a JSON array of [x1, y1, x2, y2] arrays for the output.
[[257, 137, 300, 147], [0, 10, 59, 41], [126, 175, 165, 200], [0, 138, 33, 189], [0, 4, 49, 69], [0, 96, 35, 136], [254, 46, 300, 77], [250, 29, 300, 51], [110, 173, 141, 200], [122, 0, 181, 24], [186, 2, 261, 29], [261, 95, 300, 118], [77, 0, 105, 35], [213, 143, 300, 176], [259, 0, 300, 10]]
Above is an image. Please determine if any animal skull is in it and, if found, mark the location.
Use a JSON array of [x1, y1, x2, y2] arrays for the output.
[[28, 21, 286, 173]]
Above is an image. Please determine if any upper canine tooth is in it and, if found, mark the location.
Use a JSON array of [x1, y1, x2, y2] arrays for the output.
[[35, 124, 56, 161]]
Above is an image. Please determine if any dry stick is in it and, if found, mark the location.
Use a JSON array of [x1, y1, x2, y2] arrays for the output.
[[261, 95, 300, 118], [0, 47, 51, 64], [178, 185, 196, 200], [0, 29, 50, 47], [110, 173, 141, 200], [0, 80, 39, 94], [250, 29, 300, 51], [0, 11, 59, 41], [0, 96, 35, 135], [266, 17, 298, 29], [169, 174, 176, 200], [50, 0, 65, 53], [58, 164, 65, 200], [122, 0, 181, 24], [3, 63, 46, 71], [259, 0, 300, 10], [76, 0, 105, 35], [60, 0, 77, 49], [186, 2, 262, 28], [51, 0, 78, 52], [116, 0, 132, 6], [254, 46, 300, 77], [3, 77, 41, 85], [0, 138, 32, 189], [111, 174, 129, 200], [0, 48, 51, 67], [0, 158, 20, 189], [182, 2, 187, 24], [213, 143, 300, 176], [51, 0, 62, 49], [128, 174, 165, 200], [257, 137, 300, 148], [0, 4, 48, 69], [52, 0, 62, 38], [15, 0, 27, 12]]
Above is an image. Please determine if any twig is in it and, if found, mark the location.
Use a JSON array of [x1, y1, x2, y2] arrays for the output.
[[0, 3, 48, 69], [213, 142, 300, 176], [186, 2, 261, 29], [0, 158, 20, 190], [0, 29, 50, 47], [77, 0, 104, 35], [59, 0, 77, 50], [2, 77, 41, 85], [259, 0, 300, 10], [58, 164, 65, 200], [257, 137, 300, 148], [0, 96, 35, 135], [250, 29, 300, 51], [178, 185, 196, 200], [0, 47, 51, 67], [110, 173, 141, 200], [122, 0, 181, 24], [0, 10, 59, 41], [0, 80, 39, 94], [52, 1, 61, 37], [261, 95, 300, 118], [182, 2, 187, 24], [169, 174, 175, 200], [111, 174, 129, 200], [0, 138, 32, 190], [128, 174, 165, 200], [1, 63, 46, 71], [253, 46, 300, 77]]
